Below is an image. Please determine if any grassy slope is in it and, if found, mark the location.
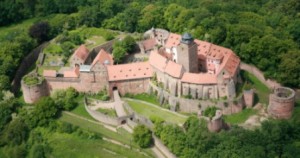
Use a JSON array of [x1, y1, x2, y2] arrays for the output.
[[240, 70, 270, 104], [48, 132, 148, 158], [71, 102, 95, 120], [60, 113, 131, 145], [126, 100, 186, 125], [128, 93, 159, 105], [224, 108, 258, 124]]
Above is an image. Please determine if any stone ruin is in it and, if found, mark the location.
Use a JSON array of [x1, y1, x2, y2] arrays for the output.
[[268, 87, 295, 119], [207, 110, 229, 132]]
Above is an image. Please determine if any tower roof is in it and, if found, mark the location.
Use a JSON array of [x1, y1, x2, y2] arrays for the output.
[[181, 32, 193, 44]]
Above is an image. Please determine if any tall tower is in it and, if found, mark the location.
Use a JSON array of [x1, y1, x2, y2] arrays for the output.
[[176, 33, 198, 73]]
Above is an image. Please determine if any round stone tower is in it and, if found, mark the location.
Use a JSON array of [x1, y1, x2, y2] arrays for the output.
[[268, 87, 295, 119], [21, 75, 49, 104]]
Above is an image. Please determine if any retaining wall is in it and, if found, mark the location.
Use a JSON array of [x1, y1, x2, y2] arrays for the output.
[[150, 82, 244, 115]]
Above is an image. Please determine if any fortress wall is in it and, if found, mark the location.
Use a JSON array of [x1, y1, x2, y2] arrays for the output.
[[46, 77, 106, 93], [12, 43, 48, 94], [150, 82, 244, 114], [268, 87, 295, 119], [240, 62, 281, 89], [109, 78, 151, 96], [21, 79, 49, 104]]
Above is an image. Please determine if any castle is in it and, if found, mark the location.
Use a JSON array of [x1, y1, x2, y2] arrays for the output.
[[22, 28, 240, 103]]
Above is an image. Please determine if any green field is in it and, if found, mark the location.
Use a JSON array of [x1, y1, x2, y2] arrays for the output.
[[125, 93, 159, 105], [71, 102, 95, 120], [60, 113, 129, 145], [240, 70, 270, 104], [48, 132, 149, 158], [224, 108, 258, 124], [126, 99, 187, 125]]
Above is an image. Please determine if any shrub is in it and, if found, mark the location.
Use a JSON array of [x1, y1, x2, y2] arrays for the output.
[[133, 125, 153, 148], [203, 106, 218, 119], [23, 75, 41, 86], [103, 32, 115, 40]]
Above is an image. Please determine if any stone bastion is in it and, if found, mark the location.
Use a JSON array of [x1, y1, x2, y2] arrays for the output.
[[21, 75, 49, 104], [268, 87, 295, 119]]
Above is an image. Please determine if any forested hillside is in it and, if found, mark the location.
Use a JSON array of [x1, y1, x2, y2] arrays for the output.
[[0, 1, 300, 157], [0, 0, 299, 94]]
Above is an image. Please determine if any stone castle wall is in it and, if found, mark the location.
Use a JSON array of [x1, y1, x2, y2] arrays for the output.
[[150, 82, 244, 114], [109, 78, 151, 97], [21, 78, 49, 103], [268, 87, 295, 119], [46, 77, 107, 93], [12, 43, 48, 94]]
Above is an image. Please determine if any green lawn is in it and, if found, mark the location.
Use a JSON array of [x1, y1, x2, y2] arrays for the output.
[[224, 108, 258, 124], [85, 36, 106, 49], [126, 100, 186, 125], [125, 93, 159, 105], [48, 132, 149, 158], [97, 108, 117, 117], [240, 70, 270, 104], [71, 102, 95, 120]]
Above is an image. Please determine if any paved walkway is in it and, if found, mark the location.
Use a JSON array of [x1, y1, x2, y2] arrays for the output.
[[113, 90, 127, 117]]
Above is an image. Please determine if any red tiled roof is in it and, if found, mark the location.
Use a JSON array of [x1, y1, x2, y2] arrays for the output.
[[91, 49, 113, 66], [165, 33, 181, 48], [164, 61, 183, 78], [74, 45, 89, 61], [141, 38, 156, 51], [107, 62, 153, 81], [64, 67, 80, 78], [149, 50, 167, 72], [195, 39, 211, 57], [223, 53, 240, 77], [181, 73, 217, 84], [43, 70, 56, 77]]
